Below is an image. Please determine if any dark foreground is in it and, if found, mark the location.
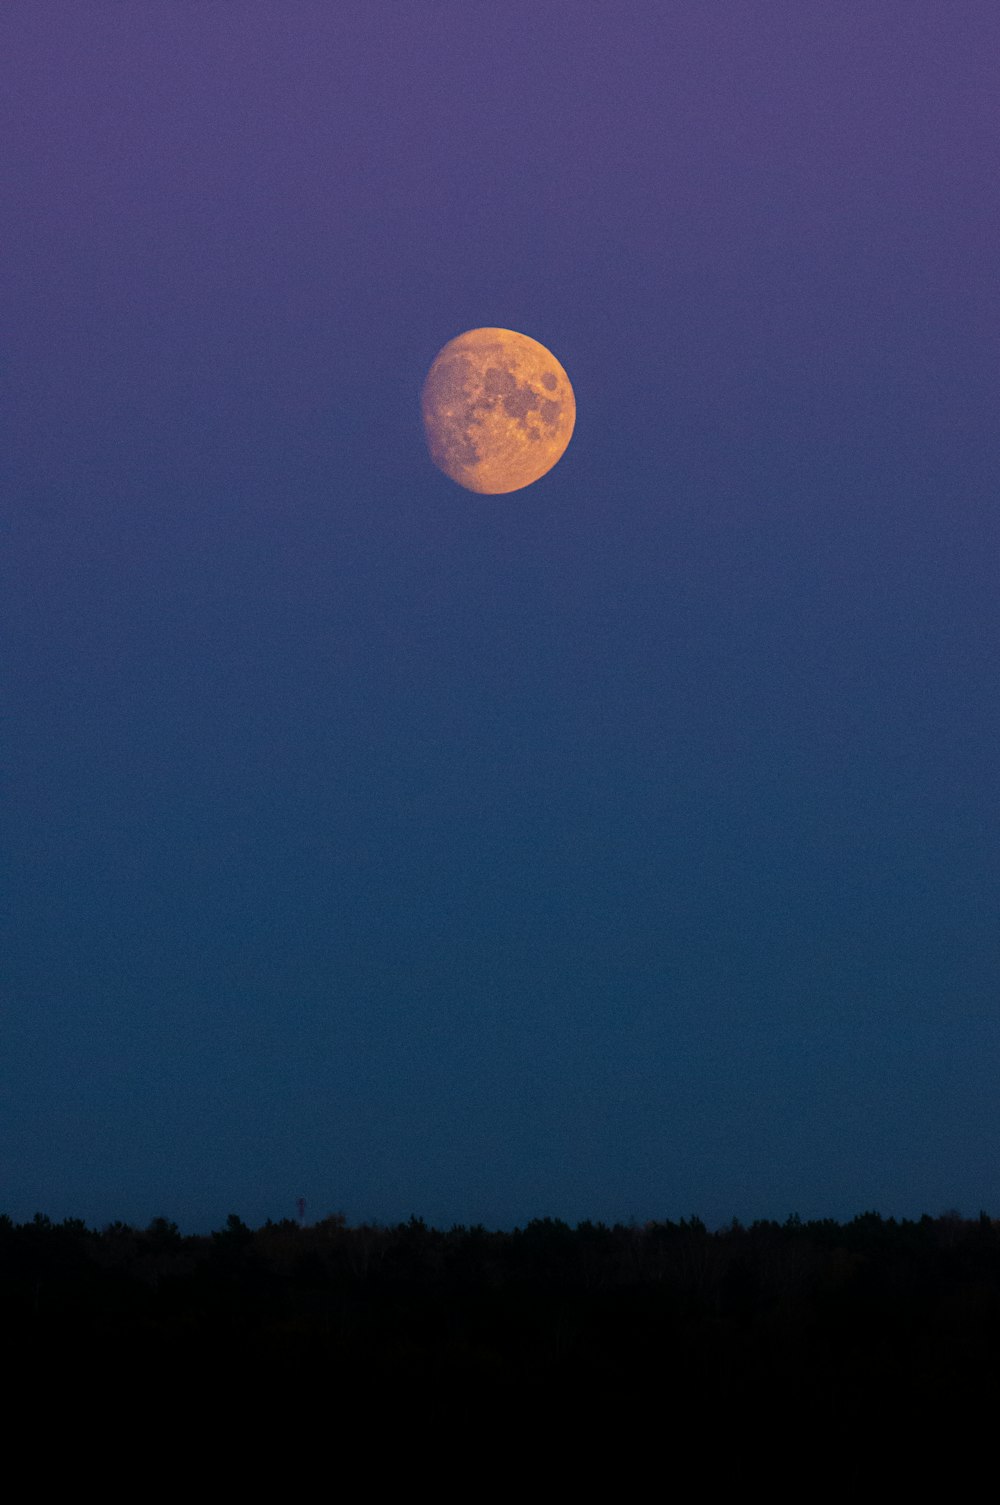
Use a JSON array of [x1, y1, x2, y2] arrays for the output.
[[6, 1209, 998, 1469]]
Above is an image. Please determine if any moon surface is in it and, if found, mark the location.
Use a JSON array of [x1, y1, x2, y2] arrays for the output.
[[421, 328, 576, 494]]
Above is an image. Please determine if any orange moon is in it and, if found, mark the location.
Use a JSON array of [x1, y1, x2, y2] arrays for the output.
[[421, 328, 576, 494]]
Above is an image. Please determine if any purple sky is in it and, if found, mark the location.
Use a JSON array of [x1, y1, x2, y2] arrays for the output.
[[3, 2, 998, 1230]]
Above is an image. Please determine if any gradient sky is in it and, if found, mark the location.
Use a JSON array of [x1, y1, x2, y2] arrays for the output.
[[3, 2, 997, 1231]]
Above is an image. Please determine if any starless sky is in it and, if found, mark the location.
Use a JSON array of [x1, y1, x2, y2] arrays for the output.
[[3, 2, 997, 1231]]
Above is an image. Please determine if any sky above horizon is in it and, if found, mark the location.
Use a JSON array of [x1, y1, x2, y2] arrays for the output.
[[3, 2, 998, 1231]]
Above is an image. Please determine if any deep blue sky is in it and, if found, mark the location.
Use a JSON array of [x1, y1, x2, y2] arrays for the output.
[[3, 2, 997, 1231]]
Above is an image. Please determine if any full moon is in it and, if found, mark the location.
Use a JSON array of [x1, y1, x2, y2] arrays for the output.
[[421, 328, 576, 494]]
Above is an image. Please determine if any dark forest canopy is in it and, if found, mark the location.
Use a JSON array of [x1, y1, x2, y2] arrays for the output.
[[6, 1207, 1000, 1468], [6, 1210, 1000, 1359], [6, 1204, 998, 1297], [7, 1206, 994, 1483], [6, 1202, 995, 1253]]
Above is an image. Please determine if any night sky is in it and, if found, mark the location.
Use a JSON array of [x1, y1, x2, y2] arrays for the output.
[[4, 3, 997, 1232]]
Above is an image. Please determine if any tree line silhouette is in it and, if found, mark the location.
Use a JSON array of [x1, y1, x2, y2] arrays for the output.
[[6, 1208, 999, 1446]]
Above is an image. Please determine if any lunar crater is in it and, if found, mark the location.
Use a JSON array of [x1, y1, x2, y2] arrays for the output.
[[421, 328, 575, 494]]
